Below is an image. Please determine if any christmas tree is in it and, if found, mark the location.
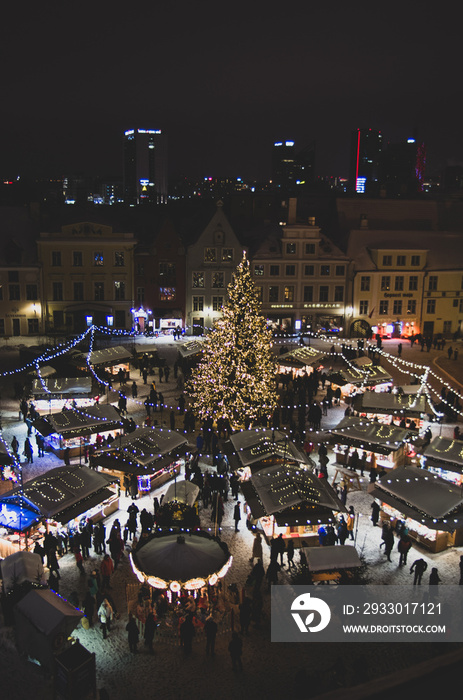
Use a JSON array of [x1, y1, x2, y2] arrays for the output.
[[187, 253, 277, 429]]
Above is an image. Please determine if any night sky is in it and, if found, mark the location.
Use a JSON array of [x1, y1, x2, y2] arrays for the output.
[[2, 2, 461, 181]]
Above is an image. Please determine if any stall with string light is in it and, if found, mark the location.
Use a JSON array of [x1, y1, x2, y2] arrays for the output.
[[275, 346, 326, 380], [31, 377, 94, 413], [368, 464, 463, 552], [0, 465, 117, 557], [32, 404, 125, 459], [327, 355, 393, 398], [419, 437, 463, 486], [72, 344, 133, 379], [90, 426, 188, 495], [328, 416, 416, 473], [351, 390, 431, 430]]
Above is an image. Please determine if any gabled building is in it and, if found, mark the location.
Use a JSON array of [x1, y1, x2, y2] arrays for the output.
[[37, 221, 136, 333], [185, 202, 245, 335]]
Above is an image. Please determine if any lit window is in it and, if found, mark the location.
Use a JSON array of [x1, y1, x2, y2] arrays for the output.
[[193, 272, 204, 288]]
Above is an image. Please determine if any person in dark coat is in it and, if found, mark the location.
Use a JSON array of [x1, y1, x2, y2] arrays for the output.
[[228, 631, 243, 671], [126, 613, 139, 653], [249, 559, 265, 592], [204, 615, 218, 656], [410, 558, 428, 585], [233, 501, 241, 532], [371, 501, 380, 526], [398, 533, 412, 566], [266, 560, 280, 590], [144, 611, 157, 653], [180, 614, 195, 656], [83, 590, 95, 627], [429, 567, 441, 585], [337, 516, 348, 545], [286, 539, 295, 568], [275, 533, 286, 566], [380, 522, 394, 561]]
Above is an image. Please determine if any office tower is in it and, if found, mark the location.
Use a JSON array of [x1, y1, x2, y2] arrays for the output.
[[350, 128, 382, 195], [271, 140, 297, 194], [123, 128, 168, 204]]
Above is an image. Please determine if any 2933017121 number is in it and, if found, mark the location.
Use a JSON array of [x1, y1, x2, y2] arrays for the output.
[[363, 602, 442, 615]]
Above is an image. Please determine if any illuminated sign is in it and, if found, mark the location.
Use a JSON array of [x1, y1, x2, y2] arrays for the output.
[[356, 177, 366, 193]]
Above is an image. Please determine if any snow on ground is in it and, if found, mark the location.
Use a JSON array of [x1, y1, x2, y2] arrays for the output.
[[1, 334, 463, 699]]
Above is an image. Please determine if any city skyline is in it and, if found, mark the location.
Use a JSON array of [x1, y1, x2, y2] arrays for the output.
[[1, 3, 461, 181]]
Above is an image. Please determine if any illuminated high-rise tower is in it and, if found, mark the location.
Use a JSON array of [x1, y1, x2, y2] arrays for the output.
[[350, 128, 382, 195], [123, 128, 168, 204]]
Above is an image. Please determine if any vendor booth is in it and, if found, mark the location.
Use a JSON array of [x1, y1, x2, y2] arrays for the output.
[[223, 428, 311, 478], [419, 437, 463, 486], [0, 465, 118, 557], [0, 551, 45, 594], [328, 356, 393, 398], [73, 344, 133, 378], [31, 376, 94, 413], [329, 416, 415, 472], [14, 589, 83, 671], [240, 462, 345, 546], [33, 404, 125, 458], [368, 464, 463, 552], [90, 426, 188, 496], [276, 346, 326, 378], [303, 544, 362, 583], [352, 390, 430, 429]]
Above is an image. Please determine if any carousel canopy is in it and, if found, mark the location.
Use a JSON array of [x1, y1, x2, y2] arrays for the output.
[[90, 427, 188, 475], [277, 346, 325, 368], [0, 551, 44, 594], [0, 465, 115, 527], [164, 480, 199, 507], [421, 437, 463, 472], [132, 532, 230, 585], [33, 404, 124, 438], [303, 545, 362, 572], [0, 494, 42, 531], [226, 429, 310, 472], [329, 416, 413, 454], [32, 377, 93, 398], [75, 344, 132, 366], [352, 390, 430, 418], [368, 464, 463, 531]]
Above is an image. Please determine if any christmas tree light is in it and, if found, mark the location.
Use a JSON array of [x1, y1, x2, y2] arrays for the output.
[[187, 253, 277, 429]]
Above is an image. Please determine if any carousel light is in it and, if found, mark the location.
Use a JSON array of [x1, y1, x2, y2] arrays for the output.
[[184, 578, 207, 590], [148, 576, 168, 589], [170, 581, 181, 593], [208, 573, 218, 586]]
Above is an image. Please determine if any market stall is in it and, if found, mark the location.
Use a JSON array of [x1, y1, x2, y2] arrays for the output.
[[327, 356, 393, 398], [419, 436, 463, 486], [368, 464, 463, 552], [303, 544, 362, 583], [240, 462, 345, 546], [223, 428, 311, 479], [276, 346, 326, 379], [0, 465, 118, 557], [352, 390, 430, 429], [31, 377, 94, 413], [73, 345, 133, 379], [90, 426, 188, 496], [329, 416, 416, 472], [33, 404, 125, 459]]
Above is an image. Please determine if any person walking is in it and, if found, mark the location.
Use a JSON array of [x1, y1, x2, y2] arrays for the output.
[[337, 516, 348, 545], [126, 613, 139, 653], [204, 615, 218, 656], [371, 501, 380, 526], [286, 538, 295, 568], [228, 631, 243, 671], [100, 554, 114, 589], [11, 435, 19, 457], [398, 533, 412, 566], [144, 611, 157, 654], [410, 558, 428, 585], [429, 567, 441, 585], [233, 501, 241, 532], [180, 614, 195, 656], [346, 506, 355, 540], [380, 522, 394, 561], [23, 437, 33, 464], [98, 598, 113, 639]]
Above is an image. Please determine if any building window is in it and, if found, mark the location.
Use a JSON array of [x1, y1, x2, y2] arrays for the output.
[[9, 284, 20, 300], [285, 264, 296, 276], [74, 282, 84, 301], [395, 276, 404, 291], [393, 300, 402, 315], [28, 318, 39, 334], [222, 248, 234, 262], [303, 286, 313, 302], [0, 285, 3, 300], [304, 265, 314, 276], [254, 264, 264, 276], [411, 255, 420, 266], [114, 281, 125, 300], [443, 320, 452, 335], [52, 251, 62, 266], [381, 276, 390, 291], [269, 286, 279, 302], [286, 243, 296, 254], [284, 286, 294, 302], [305, 243, 316, 255], [397, 255, 406, 266], [320, 265, 330, 276], [192, 272, 204, 288], [359, 300, 369, 315], [193, 296, 204, 312], [335, 265, 345, 276], [26, 284, 38, 300], [360, 276, 370, 291], [407, 299, 417, 314], [137, 287, 145, 303], [52, 282, 63, 301], [94, 252, 104, 266], [426, 299, 436, 314], [334, 286, 344, 302], [160, 287, 176, 301], [0, 319, 4, 335], [137, 263, 145, 276], [382, 255, 392, 266], [212, 296, 223, 311], [94, 282, 104, 301], [159, 262, 176, 278], [204, 247, 216, 262], [73, 251, 83, 267], [409, 276, 418, 291], [428, 276, 438, 291], [114, 251, 125, 267], [379, 300, 389, 314], [319, 286, 329, 302], [270, 265, 280, 276], [212, 272, 224, 288]]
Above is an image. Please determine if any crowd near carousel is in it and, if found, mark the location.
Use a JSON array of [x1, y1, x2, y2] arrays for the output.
[[1, 322, 463, 699]]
